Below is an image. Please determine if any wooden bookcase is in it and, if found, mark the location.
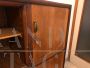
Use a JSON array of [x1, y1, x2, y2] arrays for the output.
[[0, 1, 71, 68], [25, 3, 71, 68], [0, 3, 27, 66]]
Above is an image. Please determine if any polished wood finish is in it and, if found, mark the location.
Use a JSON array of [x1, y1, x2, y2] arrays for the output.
[[32, 4, 69, 64], [26, 4, 70, 68], [22, 5, 33, 65], [36, 52, 64, 68], [0, 1, 71, 68], [0, 53, 26, 68]]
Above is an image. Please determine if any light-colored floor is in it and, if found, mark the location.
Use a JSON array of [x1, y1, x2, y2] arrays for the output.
[[22, 60, 78, 68], [64, 61, 77, 68]]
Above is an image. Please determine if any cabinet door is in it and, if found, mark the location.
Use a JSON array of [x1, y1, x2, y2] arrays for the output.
[[36, 52, 64, 68], [27, 4, 69, 66], [31, 4, 69, 65]]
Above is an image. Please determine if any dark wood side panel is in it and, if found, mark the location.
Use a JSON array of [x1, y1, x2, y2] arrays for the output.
[[0, 1, 23, 6], [25, 4, 70, 68], [24, 5, 33, 65]]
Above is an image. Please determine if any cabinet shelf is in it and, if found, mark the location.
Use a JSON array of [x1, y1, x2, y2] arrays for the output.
[[0, 28, 22, 40]]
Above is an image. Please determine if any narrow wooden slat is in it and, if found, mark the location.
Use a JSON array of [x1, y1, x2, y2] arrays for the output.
[[0, 28, 21, 40]]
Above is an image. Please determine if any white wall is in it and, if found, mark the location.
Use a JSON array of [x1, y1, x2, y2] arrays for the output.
[[48, 0, 75, 59], [48, 0, 74, 5]]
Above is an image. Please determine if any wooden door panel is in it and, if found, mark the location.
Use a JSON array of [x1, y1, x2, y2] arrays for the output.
[[36, 52, 64, 68], [31, 5, 48, 65], [30, 4, 69, 66], [46, 52, 64, 68], [47, 7, 69, 51]]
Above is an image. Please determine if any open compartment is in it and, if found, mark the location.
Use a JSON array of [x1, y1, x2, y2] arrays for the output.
[[0, 5, 26, 64], [0, 6, 24, 38]]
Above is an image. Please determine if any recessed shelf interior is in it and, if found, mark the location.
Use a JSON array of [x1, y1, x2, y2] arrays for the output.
[[0, 6, 24, 51]]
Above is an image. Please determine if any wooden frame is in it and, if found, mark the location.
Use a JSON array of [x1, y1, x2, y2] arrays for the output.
[[68, 0, 79, 59], [25, 1, 71, 67]]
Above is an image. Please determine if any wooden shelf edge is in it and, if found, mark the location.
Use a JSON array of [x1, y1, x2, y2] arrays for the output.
[[0, 33, 21, 40], [0, 28, 22, 40]]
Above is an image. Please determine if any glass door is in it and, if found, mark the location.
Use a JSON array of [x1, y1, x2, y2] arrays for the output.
[[70, 0, 90, 68]]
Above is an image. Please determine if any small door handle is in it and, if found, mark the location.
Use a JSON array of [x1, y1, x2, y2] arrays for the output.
[[33, 21, 38, 33]]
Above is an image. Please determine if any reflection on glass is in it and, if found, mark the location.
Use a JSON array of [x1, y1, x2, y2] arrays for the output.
[[75, 0, 90, 63]]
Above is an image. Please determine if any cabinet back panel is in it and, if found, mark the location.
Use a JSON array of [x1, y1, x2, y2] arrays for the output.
[[5, 7, 24, 32], [0, 8, 7, 28], [0, 6, 26, 64]]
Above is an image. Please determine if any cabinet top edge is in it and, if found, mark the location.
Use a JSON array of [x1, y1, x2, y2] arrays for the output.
[[29, 0, 71, 9], [0, 0, 71, 8]]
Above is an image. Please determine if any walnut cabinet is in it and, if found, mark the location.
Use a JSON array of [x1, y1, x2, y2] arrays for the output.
[[0, 1, 71, 68]]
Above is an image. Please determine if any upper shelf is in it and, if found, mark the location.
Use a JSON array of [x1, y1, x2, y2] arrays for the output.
[[0, 28, 21, 40]]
